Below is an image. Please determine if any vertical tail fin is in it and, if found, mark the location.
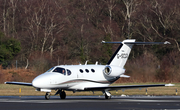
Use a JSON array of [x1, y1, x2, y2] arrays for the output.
[[106, 39, 135, 67]]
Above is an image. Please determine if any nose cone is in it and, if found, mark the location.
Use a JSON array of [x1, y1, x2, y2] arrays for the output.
[[32, 76, 42, 88], [32, 73, 50, 88]]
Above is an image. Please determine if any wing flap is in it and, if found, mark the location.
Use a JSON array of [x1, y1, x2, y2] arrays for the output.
[[84, 84, 174, 91], [5, 82, 32, 86]]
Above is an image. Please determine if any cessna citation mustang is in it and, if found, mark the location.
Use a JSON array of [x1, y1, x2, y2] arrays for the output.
[[5, 39, 174, 100]]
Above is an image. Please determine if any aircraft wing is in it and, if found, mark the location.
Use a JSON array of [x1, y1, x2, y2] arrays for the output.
[[5, 82, 32, 86], [84, 84, 174, 91]]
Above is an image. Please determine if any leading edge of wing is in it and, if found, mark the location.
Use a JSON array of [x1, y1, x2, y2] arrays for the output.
[[5, 82, 32, 86], [84, 84, 174, 91]]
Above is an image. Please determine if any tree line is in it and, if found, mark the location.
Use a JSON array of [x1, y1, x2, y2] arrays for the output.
[[0, 0, 180, 82]]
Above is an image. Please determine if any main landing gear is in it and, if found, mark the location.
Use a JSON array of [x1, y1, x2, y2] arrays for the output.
[[60, 90, 66, 99], [55, 89, 66, 99], [104, 90, 111, 99], [45, 90, 66, 100]]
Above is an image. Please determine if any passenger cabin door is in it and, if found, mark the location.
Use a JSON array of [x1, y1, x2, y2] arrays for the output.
[[77, 69, 84, 78]]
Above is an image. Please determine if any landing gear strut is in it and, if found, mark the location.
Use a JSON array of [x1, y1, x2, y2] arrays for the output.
[[104, 90, 111, 99], [45, 92, 50, 100], [55, 89, 66, 99], [60, 91, 66, 99]]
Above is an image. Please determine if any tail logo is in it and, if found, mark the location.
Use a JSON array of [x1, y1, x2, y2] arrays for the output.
[[117, 53, 129, 59]]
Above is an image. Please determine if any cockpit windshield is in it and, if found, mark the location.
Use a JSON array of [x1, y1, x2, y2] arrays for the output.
[[46, 67, 55, 72], [52, 67, 66, 75]]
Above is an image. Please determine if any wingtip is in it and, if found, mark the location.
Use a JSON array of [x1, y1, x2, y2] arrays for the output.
[[165, 83, 174, 86], [164, 41, 171, 44], [101, 40, 106, 43]]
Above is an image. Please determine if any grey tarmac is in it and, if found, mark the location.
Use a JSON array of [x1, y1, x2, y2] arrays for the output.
[[0, 95, 180, 110]]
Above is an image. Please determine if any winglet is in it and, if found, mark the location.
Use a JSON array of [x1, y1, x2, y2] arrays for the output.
[[164, 41, 171, 44], [101, 40, 106, 43], [165, 83, 175, 86]]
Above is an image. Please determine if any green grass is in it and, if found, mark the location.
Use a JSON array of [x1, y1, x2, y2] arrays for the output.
[[0, 83, 179, 96]]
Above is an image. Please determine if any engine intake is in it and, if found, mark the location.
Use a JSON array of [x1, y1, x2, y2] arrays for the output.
[[103, 65, 125, 77], [104, 66, 112, 75]]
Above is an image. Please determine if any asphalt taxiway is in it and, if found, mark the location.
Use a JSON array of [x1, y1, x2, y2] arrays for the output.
[[0, 95, 180, 110]]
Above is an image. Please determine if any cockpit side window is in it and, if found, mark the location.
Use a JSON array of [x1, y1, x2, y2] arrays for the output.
[[67, 69, 71, 76], [53, 67, 66, 75]]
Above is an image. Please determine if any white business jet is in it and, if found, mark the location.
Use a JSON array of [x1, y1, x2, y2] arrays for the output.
[[5, 39, 173, 100]]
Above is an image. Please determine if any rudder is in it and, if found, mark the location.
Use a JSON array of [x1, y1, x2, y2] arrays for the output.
[[107, 39, 135, 67]]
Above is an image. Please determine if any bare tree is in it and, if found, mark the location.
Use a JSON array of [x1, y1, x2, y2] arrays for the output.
[[103, 0, 117, 36], [122, 0, 141, 38], [149, 0, 180, 51], [10, 0, 18, 38]]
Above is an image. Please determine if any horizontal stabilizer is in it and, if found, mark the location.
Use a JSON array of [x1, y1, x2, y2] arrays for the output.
[[102, 40, 171, 45], [5, 82, 32, 86]]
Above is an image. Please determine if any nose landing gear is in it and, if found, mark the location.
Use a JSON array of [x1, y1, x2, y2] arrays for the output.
[[45, 92, 50, 100]]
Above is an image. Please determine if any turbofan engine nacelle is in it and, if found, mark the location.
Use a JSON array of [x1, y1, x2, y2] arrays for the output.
[[103, 65, 125, 77]]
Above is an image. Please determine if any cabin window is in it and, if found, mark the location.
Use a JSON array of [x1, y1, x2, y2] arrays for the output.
[[85, 69, 89, 73], [80, 69, 83, 73], [53, 67, 66, 75], [91, 69, 95, 73], [67, 69, 71, 76]]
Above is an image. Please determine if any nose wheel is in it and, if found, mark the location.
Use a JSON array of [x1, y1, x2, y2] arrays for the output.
[[45, 92, 50, 100]]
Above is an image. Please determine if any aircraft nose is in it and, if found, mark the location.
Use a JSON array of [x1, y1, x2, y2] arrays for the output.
[[32, 74, 49, 88], [32, 72, 61, 88], [32, 76, 42, 88]]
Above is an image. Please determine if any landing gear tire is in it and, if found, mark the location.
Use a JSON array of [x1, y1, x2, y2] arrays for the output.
[[45, 92, 50, 100], [60, 91, 66, 99], [105, 93, 111, 99]]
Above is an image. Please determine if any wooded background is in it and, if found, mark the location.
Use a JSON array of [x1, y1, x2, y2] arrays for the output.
[[0, 0, 180, 83]]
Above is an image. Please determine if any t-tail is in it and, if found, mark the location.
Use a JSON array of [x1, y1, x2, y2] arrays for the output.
[[102, 39, 170, 68]]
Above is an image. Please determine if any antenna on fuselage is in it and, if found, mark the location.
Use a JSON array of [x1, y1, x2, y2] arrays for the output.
[[95, 61, 98, 65], [85, 60, 89, 65]]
